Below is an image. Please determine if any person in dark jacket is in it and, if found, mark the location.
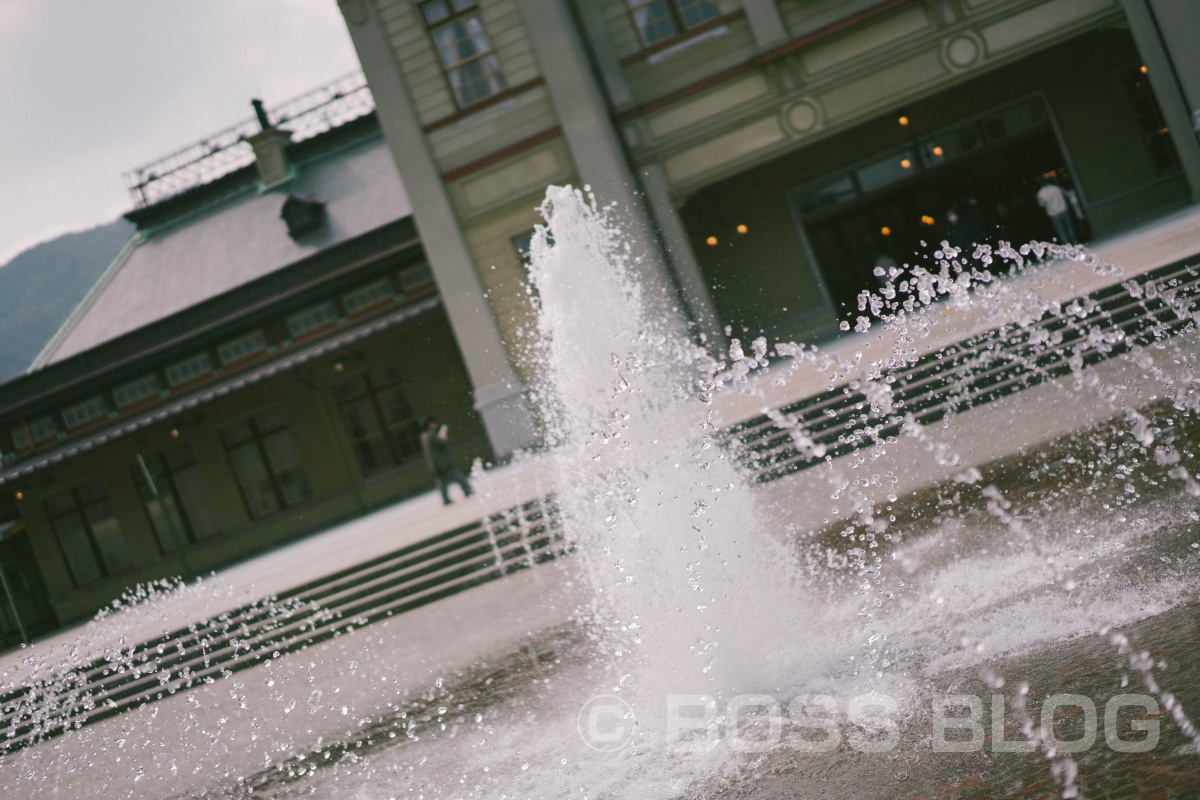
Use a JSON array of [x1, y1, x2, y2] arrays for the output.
[[420, 415, 473, 505]]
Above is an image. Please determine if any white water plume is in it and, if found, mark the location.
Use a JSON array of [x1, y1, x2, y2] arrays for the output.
[[525, 185, 808, 723]]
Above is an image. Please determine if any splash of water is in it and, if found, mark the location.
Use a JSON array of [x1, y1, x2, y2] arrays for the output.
[[4, 187, 1200, 799], [525, 185, 808, 718]]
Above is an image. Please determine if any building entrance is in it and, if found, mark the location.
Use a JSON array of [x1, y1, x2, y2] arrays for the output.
[[791, 98, 1084, 320], [0, 523, 56, 648]]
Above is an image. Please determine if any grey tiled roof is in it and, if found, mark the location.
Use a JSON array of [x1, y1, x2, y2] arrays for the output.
[[36, 135, 411, 367]]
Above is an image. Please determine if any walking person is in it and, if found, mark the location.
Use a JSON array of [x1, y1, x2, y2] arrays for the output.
[[420, 415, 473, 505], [1035, 176, 1078, 244]]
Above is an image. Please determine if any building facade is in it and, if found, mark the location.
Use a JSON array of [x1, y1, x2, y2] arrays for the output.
[[337, 0, 1200, 351], [0, 90, 490, 642], [3, 0, 1198, 646]]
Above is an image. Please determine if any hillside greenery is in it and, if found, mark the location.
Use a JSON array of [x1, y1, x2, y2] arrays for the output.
[[0, 220, 134, 383]]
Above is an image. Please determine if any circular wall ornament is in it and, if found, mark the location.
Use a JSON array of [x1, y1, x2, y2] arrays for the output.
[[943, 33, 983, 70], [783, 98, 822, 136]]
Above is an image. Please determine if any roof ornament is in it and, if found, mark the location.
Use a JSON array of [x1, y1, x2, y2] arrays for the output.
[[280, 194, 326, 240], [245, 98, 296, 190]]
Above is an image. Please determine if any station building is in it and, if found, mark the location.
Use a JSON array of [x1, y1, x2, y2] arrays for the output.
[[338, 0, 1200, 349], [2, 0, 1198, 645], [0, 83, 494, 643]]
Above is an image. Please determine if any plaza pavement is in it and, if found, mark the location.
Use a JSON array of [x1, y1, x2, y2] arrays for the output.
[[3, 202, 1199, 680]]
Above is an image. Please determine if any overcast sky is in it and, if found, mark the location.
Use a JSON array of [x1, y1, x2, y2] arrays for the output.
[[0, 1, 362, 266]]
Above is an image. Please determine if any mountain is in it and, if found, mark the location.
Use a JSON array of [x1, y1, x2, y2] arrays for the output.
[[0, 220, 135, 383]]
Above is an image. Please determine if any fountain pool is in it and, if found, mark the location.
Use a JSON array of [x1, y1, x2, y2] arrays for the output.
[[2, 186, 1200, 799]]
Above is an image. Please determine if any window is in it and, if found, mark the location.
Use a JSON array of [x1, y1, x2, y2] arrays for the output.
[[113, 374, 161, 408], [11, 416, 57, 451], [221, 407, 313, 519], [218, 331, 268, 366], [166, 352, 214, 387], [1121, 65, 1180, 173], [342, 278, 395, 315], [45, 481, 132, 586], [133, 445, 221, 550], [286, 302, 339, 338], [399, 264, 434, 292], [62, 396, 108, 430], [333, 366, 423, 477], [421, 0, 506, 108], [628, 0, 719, 47]]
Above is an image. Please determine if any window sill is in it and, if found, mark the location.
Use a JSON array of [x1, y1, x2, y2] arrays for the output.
[[619, 10, 744, 67], [423, 77, 546, 134]]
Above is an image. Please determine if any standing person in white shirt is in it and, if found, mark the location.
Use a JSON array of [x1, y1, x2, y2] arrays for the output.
[[1036, 176, 1078, 244]]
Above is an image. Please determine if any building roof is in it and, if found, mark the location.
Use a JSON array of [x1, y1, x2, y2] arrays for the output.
[[35, 127, 411, 368], [0, 296, 441, 489]]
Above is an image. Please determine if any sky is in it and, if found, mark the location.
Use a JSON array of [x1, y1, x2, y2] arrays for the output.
[[0, 1, 363, 266]]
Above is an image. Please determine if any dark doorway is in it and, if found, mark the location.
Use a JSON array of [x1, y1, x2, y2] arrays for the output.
[[0, 522, 57, 648], [793, 99, 1084, 320]]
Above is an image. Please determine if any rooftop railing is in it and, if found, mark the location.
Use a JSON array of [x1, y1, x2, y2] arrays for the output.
[[123, 71, 375, 208]]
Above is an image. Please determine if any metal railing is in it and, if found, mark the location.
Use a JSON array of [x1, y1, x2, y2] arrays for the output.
[[727, 257, 1200, 484], [123, 72, 374, 208], [0, 495, 563, 754]]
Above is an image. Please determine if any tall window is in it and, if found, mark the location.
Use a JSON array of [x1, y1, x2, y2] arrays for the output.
[[45, 481, 132, 586], [628, 0, 719, 47], [333, 365, 423, 477], [133, 445, 222, 550], [1121, 65, 1180, 174], [421, 0, 506, 108], [221, 407, 313, 520]]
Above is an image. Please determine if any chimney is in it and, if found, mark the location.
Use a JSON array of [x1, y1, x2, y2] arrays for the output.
[[245, 98, 295, 189]]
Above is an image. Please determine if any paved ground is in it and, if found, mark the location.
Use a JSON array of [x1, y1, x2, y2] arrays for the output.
[[2, 206, 1199, 799], [5, 203, 1199, 679]]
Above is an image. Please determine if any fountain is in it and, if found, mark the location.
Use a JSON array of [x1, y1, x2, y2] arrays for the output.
[[1, 185, 1199, 799]]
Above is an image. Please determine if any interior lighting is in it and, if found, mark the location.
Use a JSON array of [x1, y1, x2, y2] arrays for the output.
[[898, 115, 910, 126], [706, 236, 718, 246], [931, 145, 944, 156], [880, 226, 892, 236], [736, 224, 748, 235], [900, 158, 912, 169]]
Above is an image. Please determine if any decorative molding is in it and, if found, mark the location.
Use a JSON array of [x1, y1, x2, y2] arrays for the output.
[[942, 31, 985, 70], [618, 11, 746, 66], [422, 78, 546, 133], [440, 127, 564, 183], [782, 97, 823, 136], [614, 0, 917, 123]]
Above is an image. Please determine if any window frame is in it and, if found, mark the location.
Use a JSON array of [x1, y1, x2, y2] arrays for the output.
[[419, 0, 507, 109], [166, 352, 215, 387], [220, 407, 313, 520], [627, 0, 721, 48], [61, 395, 109, 430], [113, 374, 162, 409], [218, 330, 268, 367], [132, 445, 222, 550], [45, 481, 132, 587], [332, 366, 423, 478]]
